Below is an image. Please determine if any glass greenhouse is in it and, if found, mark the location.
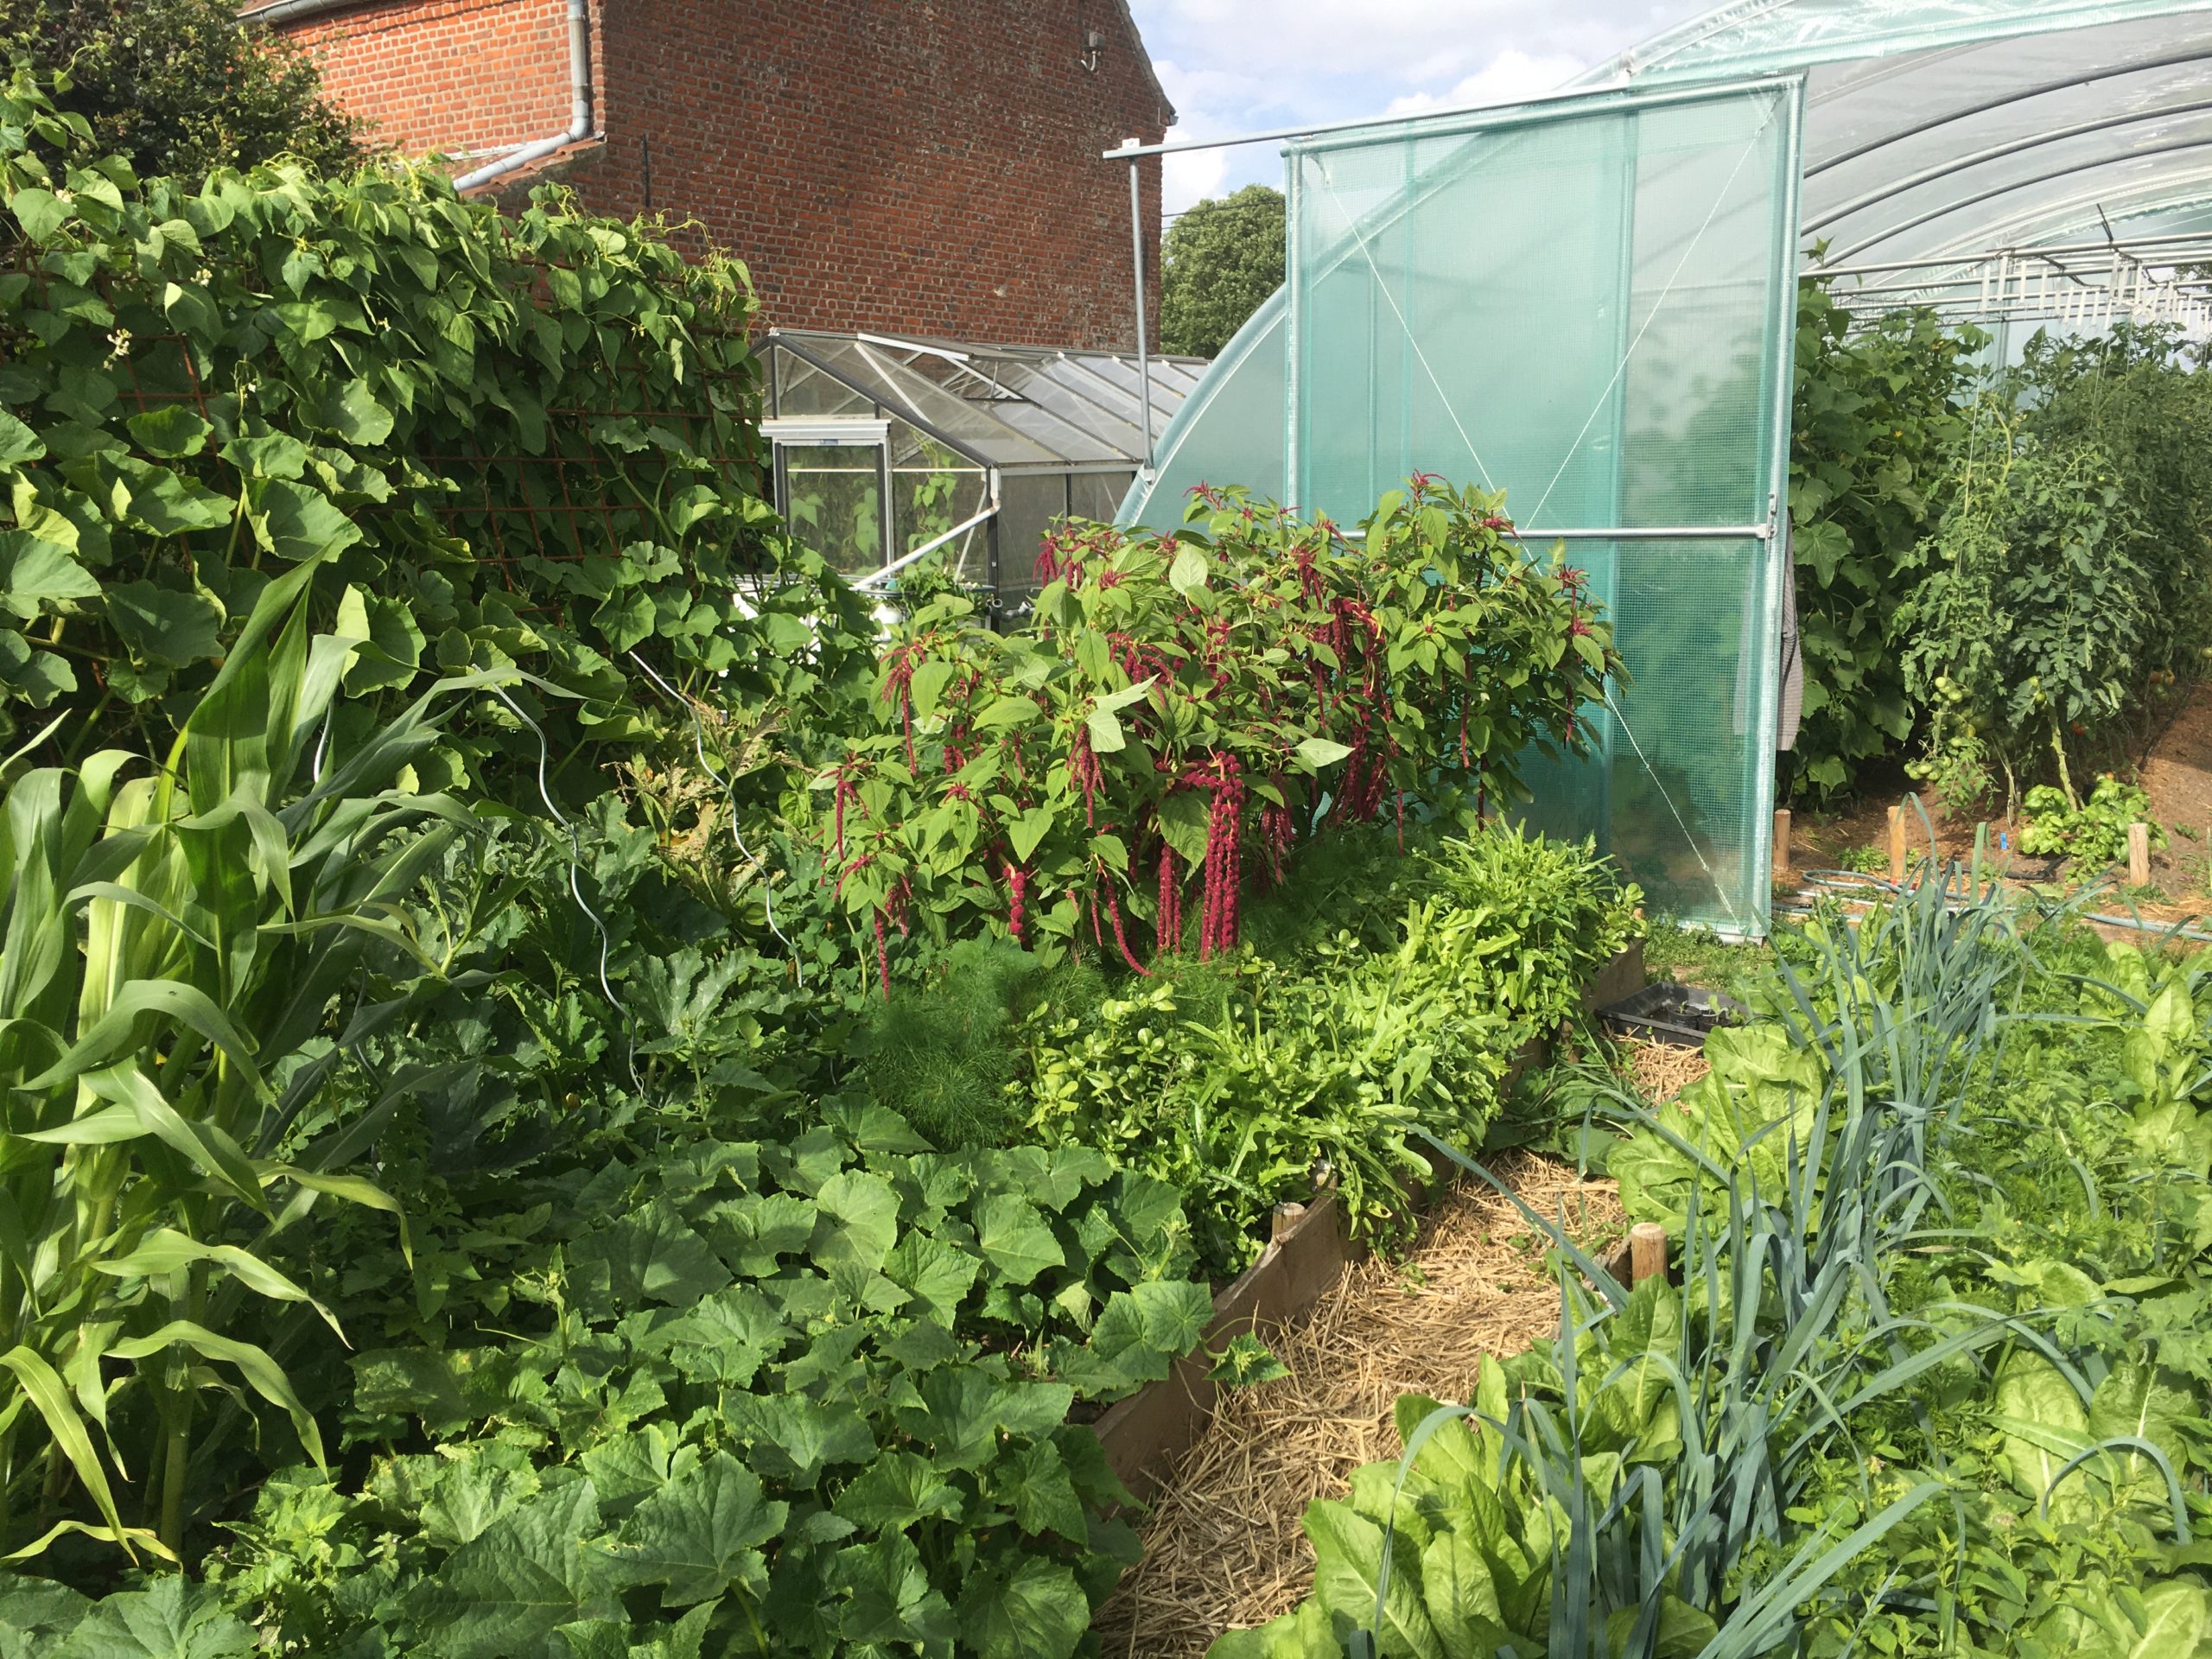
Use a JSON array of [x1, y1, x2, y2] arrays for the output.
[[1117, 0, 2212, 937], [758, 330, 1203, 619]]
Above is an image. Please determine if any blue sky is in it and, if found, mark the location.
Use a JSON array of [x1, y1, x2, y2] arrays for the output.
[[1127, 0, 1713, 214]]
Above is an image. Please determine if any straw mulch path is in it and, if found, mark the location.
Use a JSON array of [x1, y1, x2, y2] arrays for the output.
[[1626, 1038, 1711, 1103], [1092, 1153, 1624, 1658]]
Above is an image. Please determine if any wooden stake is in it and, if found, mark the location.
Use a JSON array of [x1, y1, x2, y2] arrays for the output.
[[1887, 804, 1907, 885], [1772, 809, 1792, 882], [1629, 1222, 1668, 1287], [2128, 822, 2152, 888]]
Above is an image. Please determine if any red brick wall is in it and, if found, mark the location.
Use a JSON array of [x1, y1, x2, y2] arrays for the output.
[[260, 0, 1171, 351], [270, 0, 582, 159]]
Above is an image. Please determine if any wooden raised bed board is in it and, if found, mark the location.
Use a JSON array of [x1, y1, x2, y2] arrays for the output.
[[1091, 940, 1646, 1497]]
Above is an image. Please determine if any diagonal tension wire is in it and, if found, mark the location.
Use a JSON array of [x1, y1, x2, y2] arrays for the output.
[[626, 649, 803, 986], [1522, 93, 1780, 531], [1604, 686, 1745, 933], [1311, 155, 1502, 495], [481, 678, 641, 1090]]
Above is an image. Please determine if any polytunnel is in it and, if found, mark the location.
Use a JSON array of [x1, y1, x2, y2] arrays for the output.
[[1116, 0, 2212, 938]]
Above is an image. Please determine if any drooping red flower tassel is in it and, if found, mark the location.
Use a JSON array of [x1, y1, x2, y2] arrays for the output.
[[1070, 728, 1103, 827], [1198, 754, 1245, 961], [1157, 842, 1181, 955], [1101, 873, 1152, 976]]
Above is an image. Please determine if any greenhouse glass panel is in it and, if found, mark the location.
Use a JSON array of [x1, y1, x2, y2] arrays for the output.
[[780, 442, 887, 575], [890, 427, 991, 583], [1287, 78, 1802, 933]]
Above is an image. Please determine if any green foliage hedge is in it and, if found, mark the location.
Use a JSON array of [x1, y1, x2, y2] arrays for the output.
[[1791, 284, 2212, 811], [0, 62, 866, 786], [1, 0, 360, 181]]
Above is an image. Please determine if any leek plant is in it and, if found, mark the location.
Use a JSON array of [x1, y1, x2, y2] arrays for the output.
[[0, 561, 498, 1562], [1232, 857, 2120, 1658]]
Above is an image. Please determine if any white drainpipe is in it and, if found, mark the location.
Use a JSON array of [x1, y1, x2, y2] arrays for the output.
[[454, 0, 594, 193], [244, 0, 595, 194]]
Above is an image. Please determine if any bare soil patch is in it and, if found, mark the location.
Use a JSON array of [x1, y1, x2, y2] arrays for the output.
[[1777, 683, 2212, 920]]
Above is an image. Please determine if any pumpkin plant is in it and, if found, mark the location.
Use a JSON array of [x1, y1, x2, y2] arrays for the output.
[[821, 477, 1620, 983]]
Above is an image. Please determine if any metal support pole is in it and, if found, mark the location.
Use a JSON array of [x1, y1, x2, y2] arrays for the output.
[[1123, 143, 1155, 474]]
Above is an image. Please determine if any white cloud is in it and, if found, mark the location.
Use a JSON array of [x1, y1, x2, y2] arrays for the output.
[[1163, 149, 1231, 216], [1132, 0, 1707, 207], [1382, 49, 1590, 118], [1152, 58, 1262, 213]]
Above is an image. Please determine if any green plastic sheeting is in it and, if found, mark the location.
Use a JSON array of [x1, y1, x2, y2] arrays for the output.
[[1116, 1, 2212, 932], [1284, 79, 1802, 935]]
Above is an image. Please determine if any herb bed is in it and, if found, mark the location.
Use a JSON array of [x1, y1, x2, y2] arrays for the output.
[[1090, 940, 1644, 1503]]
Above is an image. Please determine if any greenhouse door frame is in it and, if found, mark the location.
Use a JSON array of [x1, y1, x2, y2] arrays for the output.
[[1281, 73, 1807, 938]]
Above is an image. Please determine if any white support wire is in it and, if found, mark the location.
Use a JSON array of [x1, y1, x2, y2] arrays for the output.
[[481, 679, 639, 1091], [1523, 95, 1780, 531], [1306, 156, 1503, 495], [1603, 687, 1746, 935]]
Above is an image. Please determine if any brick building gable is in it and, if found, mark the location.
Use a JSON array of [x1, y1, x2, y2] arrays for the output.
[[247, 0, 1173, 351]]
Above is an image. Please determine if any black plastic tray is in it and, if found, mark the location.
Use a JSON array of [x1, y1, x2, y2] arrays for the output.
[[1598, 982, 1748, 1049]]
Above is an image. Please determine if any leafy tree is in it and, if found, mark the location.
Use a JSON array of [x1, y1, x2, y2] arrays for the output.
[[1160, 183, 1283, 359], [0, 0, 359, 181]]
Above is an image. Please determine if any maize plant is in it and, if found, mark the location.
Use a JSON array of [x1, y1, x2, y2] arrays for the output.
[[0, 559, 493, 1561]]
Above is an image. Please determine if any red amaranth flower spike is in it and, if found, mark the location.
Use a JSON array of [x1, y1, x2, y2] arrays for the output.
[[1070, 728, 1103, 826], [831, 764, 858, 861], [880, 644, 925, 770], [1198, 753, 1245, 960], [1100, 870, 1152, 976], [1007, 859, 1029, 946], [1156, 842, 1181, 954]]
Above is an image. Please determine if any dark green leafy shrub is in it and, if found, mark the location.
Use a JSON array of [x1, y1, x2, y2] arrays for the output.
[[1789, 282, 1986, 801], [0, 5, 359, 181]]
